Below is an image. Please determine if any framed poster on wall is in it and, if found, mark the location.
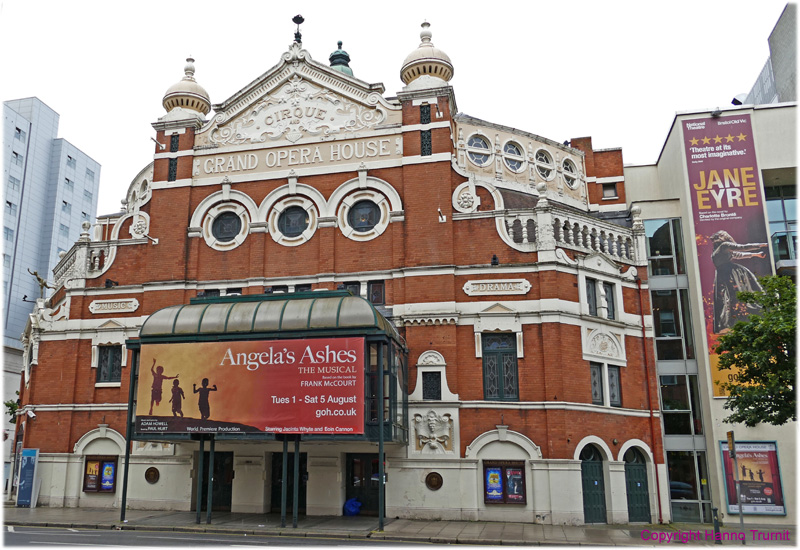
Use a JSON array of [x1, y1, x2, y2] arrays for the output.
[[719, 441, 785, 515]]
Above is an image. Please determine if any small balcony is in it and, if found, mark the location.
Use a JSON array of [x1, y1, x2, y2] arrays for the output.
[[771, 230, 797, 277]]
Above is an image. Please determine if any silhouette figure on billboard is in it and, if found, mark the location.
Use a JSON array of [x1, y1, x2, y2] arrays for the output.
[[169, 379, 185, 418], [149, 359, 178, 415], [193, 378, 218, 420]]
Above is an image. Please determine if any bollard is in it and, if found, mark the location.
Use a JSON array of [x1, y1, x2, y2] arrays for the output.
[[712, 507, 722, 545]]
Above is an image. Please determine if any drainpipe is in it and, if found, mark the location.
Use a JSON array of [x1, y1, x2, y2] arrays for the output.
[[636, 276, 664, 524]]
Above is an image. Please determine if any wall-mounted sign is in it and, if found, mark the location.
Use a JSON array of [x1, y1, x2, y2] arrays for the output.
[[463, 279, 531, 296], [720, 441, 785, 515], [89, 299, 140, 314], [682, 115, 771, 397], [135, 338, 365, 435]]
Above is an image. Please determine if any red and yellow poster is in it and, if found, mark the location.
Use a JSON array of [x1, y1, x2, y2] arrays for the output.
[[720, 441, 785, 515], [135, 338, 364, 435], [682, 115, 772, 397]]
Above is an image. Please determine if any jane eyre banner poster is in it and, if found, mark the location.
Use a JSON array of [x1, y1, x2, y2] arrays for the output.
[[682, 114, 771, 397]]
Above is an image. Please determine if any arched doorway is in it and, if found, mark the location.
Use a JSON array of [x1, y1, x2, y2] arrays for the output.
[[580, 444, 607, 523], [624, 447, 651, 522]]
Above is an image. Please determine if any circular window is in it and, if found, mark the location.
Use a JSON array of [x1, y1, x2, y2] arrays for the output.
[[535, 149, 554, 180], [624, 448, 646, 464], [467, 135, 491, 166], [563, 158, 578, 188], [579, 445, 602, 462], [278, 206, 309, 238], [503, 142, 524, 172], [348, 200, 381, 232], [425, 472, 443, 491], [211, 212, 242, 242]]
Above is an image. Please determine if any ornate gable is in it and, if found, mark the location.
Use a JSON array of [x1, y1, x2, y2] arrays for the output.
[[196, 43, 400, 148]]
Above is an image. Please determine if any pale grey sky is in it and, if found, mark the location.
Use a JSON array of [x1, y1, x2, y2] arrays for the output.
[[1, 0, 789, 216]]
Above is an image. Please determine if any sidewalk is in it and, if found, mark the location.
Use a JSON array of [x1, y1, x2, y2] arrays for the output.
[[3, 504, 796, 546]]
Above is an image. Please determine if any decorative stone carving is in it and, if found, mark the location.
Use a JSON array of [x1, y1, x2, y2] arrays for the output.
[[128, 213, 149, 240], [209, 75, 388, 146], [418, 350, 446, 366], [589, 332, 621, 359], [457, 191, 475, 209], [414, 410, 453, 454]]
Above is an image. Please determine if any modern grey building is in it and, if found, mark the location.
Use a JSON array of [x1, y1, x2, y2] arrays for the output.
[[741, 3, 796, 106], [3, 97, 101, 487]]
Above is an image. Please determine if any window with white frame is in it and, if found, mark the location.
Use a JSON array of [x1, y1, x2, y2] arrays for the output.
[[602, 183, 618, 198], [590, 362, 621, 407], [64, 178, 74, 191], [562, 158, 578, 188], [86, 168, 95, 181], [534, 149, 555, 180], [482, 333, 518, 401], [503, 141, 525, 172], [5, 202, 17, 218], [12, 152, 23, 167], [466, 134, 491, 166], [62, 201, 71, 214], [8, 175, 21, 191], [96, 345, 123, 383], [586, 277, 616, 320], [14, 127, 26, 141], [66, 155, 76, 169]]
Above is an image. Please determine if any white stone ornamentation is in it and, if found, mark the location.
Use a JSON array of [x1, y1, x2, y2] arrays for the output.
[[209, 75, 387, 146], [414, 410, 453, 454]]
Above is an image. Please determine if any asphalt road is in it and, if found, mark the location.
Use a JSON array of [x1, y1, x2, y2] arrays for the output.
[[4, 525, 425, 546]]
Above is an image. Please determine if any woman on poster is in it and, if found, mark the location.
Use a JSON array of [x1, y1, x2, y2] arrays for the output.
[[710, 230, 768, 332]]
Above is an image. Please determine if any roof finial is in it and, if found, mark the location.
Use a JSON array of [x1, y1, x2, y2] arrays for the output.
[[183, 57, 196, 81], [292, 14, 304, 43]]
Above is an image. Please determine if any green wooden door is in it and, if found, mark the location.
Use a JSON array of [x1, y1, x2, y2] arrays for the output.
[[580, 446, 607, 524], [624, 449, 651, 523]]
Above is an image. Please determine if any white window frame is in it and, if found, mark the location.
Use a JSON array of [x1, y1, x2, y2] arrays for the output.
[[466, 134, 492, 167]]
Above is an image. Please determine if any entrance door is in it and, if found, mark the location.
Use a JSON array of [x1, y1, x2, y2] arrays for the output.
[[345, 453, 379, 516], [580, 445, 607, 524], [624, 448, 651, 522], [198, 451, 234, 512], [270, 452, 307, 513]]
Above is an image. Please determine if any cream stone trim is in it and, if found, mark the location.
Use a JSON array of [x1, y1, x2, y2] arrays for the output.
[[201, 201, 251, 251], [73, 426, 126, 454], [464, 428, 542, 459], [617, 439, 654, 463], [573, 435, 615, 461], [267, 196, 319, 246]]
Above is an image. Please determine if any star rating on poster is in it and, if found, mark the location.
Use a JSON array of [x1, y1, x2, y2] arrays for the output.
[[689, 133, 747, 146]]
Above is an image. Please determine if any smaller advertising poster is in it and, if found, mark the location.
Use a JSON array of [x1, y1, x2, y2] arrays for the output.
[[720, 441, 785, 515], [485, 467, 503, 502], [84, 460, 100, 491], [100, 461, 116, 492], [506, 468, 524, 502], [16, 448, 38, 508]]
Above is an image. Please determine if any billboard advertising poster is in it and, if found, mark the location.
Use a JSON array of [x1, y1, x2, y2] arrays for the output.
[[682, 115, 772, 397], [135, 338, 365, 435], [720, 441, 785, 515], [16, 448, 38, 508]]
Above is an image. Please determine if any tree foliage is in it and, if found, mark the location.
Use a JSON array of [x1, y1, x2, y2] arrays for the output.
[[716, 275, 796, 426], [4, 391, 19, 424]]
